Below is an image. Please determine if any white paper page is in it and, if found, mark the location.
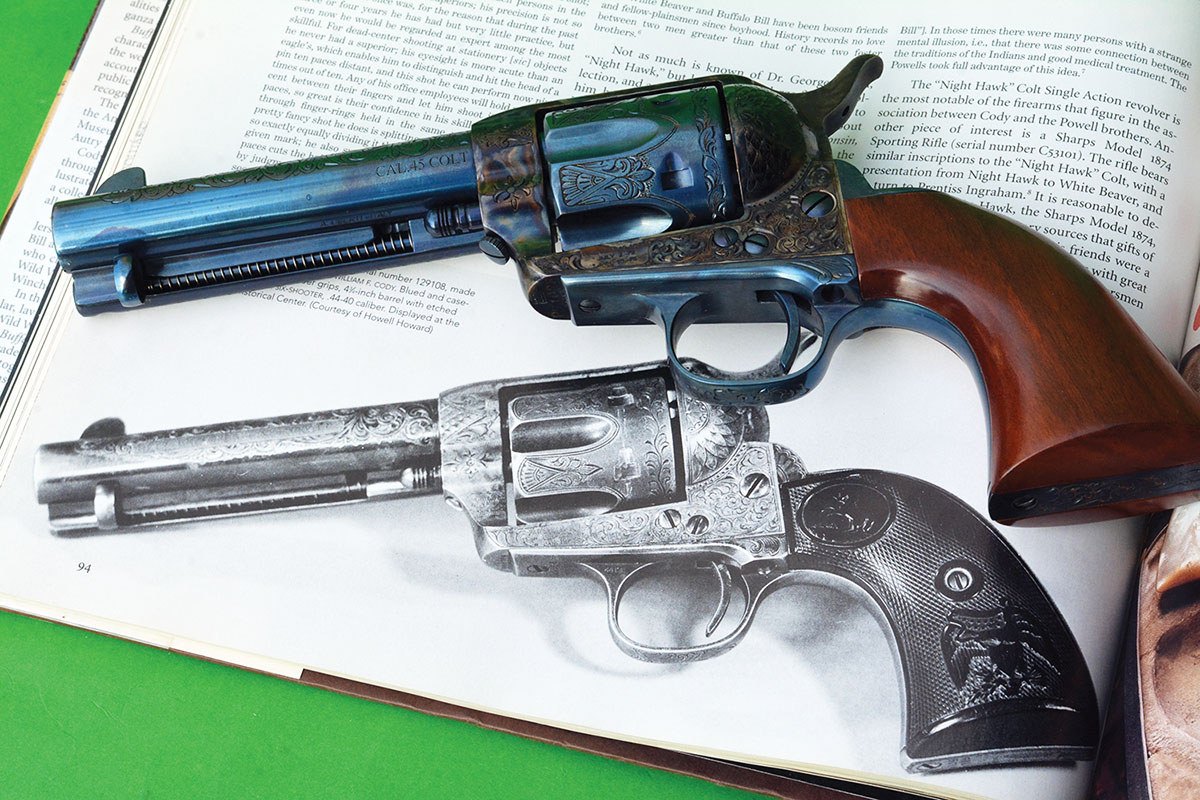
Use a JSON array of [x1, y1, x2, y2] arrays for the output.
[[3, 1, 1190, 798], [0, 0, 163, 384]]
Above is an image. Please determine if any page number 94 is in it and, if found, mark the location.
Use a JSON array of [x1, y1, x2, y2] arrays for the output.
[[77, 562, 91, 573]]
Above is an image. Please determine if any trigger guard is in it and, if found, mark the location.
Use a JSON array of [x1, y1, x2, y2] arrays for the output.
[[660, 292, 834, 406], [579, 562, 785, 664]]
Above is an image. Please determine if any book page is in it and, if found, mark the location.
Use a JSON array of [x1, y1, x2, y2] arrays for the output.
[[0, 0, 162, 385], [2, 1, 1196, 799]]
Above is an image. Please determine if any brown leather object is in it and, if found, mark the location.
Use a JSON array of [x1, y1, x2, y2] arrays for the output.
[[1156, 344, 1200, 592], [1157, 504, 1200, 592], [845, 191, 1200, 524], [302, 670, 867, 800], [1135, 534, 1200, 797]]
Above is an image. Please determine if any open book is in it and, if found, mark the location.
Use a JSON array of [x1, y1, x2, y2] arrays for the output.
[[3, 0, 1199, 797]]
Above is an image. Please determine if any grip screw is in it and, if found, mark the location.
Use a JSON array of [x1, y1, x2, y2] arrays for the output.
[[943, 567, 974, 593], [935, 560, 982, 600]]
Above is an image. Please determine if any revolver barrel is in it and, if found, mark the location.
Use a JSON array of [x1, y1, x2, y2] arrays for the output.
[[34, 364, 755, 538], [35, 404, 442, 533], [52, 132, 484, 313]]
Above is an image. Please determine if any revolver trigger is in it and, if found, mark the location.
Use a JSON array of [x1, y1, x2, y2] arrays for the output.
[[705, 561, 734, 637], [768, 290, 807, 376]]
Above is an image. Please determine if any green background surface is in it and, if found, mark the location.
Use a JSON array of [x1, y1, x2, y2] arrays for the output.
[[0, 2, 765, 798]]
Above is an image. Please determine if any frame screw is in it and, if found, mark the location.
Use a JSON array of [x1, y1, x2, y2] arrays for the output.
[[743, 233, 769, 255], [740, 473, 770, 499], [712, 227, 739, 247], [479, 233, 510, 264], [800, 191, 836, 218]]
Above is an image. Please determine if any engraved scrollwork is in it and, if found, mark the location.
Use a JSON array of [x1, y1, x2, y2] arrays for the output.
[[580, 509, 660, 546], [738, 536, 787, 556], [608, 377, 676, 500], [518, 456, 604, 494], [492, 181, 537, 211], [687, 445, 781, 540], [647, 236, 708, 264], [772, 444, 807, 483], [439, 391, 498, 460], [995, 463, 1200, 518], [474, 115, 545, 219], [559, 156, 655, 206], [698, 382, 808, 407], [438, 384, 506, 526], [327, 405, 437, 443], [495, 442, 781, 550], [525, 156, 849, 276], [507, 374, 677, 508], [692, 88, 729, 219], [679, 391, 760, 483], [73, 402, 438, 463], [471, 128, 533, 153]]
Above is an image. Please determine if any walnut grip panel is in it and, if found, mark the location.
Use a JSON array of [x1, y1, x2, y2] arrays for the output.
[[782, 469, 1097, 773], [845, 190, 1200, 524]]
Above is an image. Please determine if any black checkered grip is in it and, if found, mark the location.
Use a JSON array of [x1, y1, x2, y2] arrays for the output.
[[780, 469, 1098, 772]]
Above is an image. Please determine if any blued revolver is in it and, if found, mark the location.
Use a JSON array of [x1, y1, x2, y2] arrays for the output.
[[50, 55, 1200, 523], [35, 363, 1097, 772]]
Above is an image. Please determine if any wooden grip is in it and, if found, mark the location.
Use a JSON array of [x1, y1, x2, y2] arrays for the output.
[[845, 191, 1200, 524]]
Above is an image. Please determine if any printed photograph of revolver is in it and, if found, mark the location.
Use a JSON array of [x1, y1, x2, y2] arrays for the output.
[[48, 55, 1200, 526], [34, 362, 1098, 774]]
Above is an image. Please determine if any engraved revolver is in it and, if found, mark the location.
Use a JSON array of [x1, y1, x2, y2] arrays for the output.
[[49, 55, 1200, 524], [35, 363, 1097, 772]]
